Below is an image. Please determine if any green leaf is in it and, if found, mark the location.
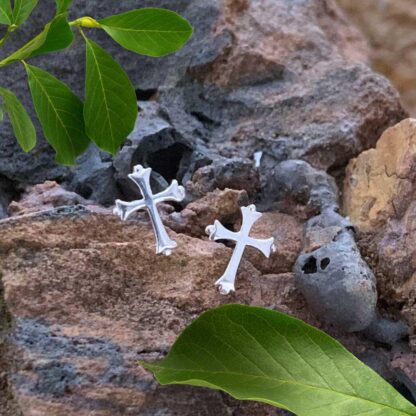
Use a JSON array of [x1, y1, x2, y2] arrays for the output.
[[142, 305, 416, 416], [0, 105, 4, 122], [55, 0, 72, 14], [12, 0, 38, 26], [0, 87, 36, 152], [0, 14, 73, 67], [83, 35, 137, 154], [99, 8, 193, 57], [25, 64, 89, 165], [0, 0, 12, 25]]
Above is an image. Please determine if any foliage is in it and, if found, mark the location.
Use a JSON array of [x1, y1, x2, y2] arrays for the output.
[[142, 304, 416, 416], [0, 1, 193, 165]]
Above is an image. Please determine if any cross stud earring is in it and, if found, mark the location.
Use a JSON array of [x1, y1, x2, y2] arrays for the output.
[[113, 165, 185, 256], [206, 205, 276, 294]]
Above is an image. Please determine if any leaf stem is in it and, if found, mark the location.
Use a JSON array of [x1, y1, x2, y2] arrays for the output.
[[69, 16, 100, 28], [0, 25, 16, 48]]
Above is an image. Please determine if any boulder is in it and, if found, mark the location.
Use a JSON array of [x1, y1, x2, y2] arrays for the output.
[[262, 159, 340, 216], [337, 0, 416, 115], [280, 160, 382, 333], [246, 211, 303, 275], [344, 119, 416, 233], [295, 210, 377, 332], [0, 207, 405, 415], [8, 181, 91, 216], [0, 207, 303, 415], [165, 188, 249, 237], [344, 118, 416, 332]]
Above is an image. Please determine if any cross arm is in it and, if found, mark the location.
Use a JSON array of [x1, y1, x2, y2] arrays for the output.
[[206, 220, 238, 243], [113, 198, 146, 221], [247, 236, 276, 257], [154, 180, 185, 204]]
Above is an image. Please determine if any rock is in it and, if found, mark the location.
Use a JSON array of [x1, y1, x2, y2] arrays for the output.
[[0, 208, 293, 415], [186, 157, 260, 201], [158, 0, 406, 173], [262, 159, 339, 217], [295, 211, 377, 332], [391, 347, 416, 402], [165, 188, 249, 237], [0, 177, 16, 219], [66, 145, 121, 206], [0, 207, 398, 415], [337, 0, 416, 116], [113, 101, 209, 200], [364, 314, 409, 346], [8, 181, 90, 216], [344, 119, 416, 233], [246, 211, 303, 275], [343, 119, 416, 331], [268, 159, 379, 332]]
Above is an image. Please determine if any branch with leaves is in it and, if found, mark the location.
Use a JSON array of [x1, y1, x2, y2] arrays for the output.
[[0, 0, 193, 165]]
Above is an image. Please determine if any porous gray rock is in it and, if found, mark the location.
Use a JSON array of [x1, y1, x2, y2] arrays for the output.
[[276, 160, 378, 332], [66, 145, 121, 206], [364, 314, 409, 347], [113, 101, 209, 200], [186, 156, 260, 201], [262, 159, 340, 216], [295, 210, 378, 332]]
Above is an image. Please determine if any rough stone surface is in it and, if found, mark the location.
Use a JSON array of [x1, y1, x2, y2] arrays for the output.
[[113, 101, 203, 200], [165, 188, 249, 237], [344, 119, 416, 233], [0, 177, 16, 219], [295, 210, 377, 332], [186, 157, 261, 202], [0, 0, 407, 209], [364, 314, 409, 347], [1, 208, 412, 415], [66, 146, 121, 206], [337, 0, 416, 116], [262, 159, 340, 217], [246, 211, 303, 275], [392, 350, 416, 399], [0, 207, 375, 416], [8, 181, 90, 217], [344, 119, 416, 333]]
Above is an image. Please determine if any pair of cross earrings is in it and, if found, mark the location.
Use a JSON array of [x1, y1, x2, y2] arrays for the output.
[[114, 165, 276, 295]]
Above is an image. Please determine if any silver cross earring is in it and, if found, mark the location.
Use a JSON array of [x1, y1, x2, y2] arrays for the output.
[[206, 205, 275, 294], [114, 165, 185, 256]]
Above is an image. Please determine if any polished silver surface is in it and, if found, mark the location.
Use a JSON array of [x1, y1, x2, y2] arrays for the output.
[[114, 165, 185, 256], [206, 204, 275, 294]]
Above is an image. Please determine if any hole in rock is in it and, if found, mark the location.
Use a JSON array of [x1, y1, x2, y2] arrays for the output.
[[146, 143, 191, 182], [136, 88, 158, 101], [302, 256, 317, 274], [346, 225, 357, 234], [320, 257, 330, 270]]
